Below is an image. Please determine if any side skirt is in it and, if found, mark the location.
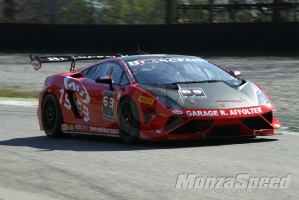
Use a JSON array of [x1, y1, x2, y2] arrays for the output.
[[63, 131, 120, 137]]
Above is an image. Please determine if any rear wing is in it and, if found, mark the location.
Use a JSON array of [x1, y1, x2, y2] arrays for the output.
[[29, 54, 115, 71]]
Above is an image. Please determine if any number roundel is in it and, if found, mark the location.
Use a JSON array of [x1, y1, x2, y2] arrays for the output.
[[103, 91, 115, 121]]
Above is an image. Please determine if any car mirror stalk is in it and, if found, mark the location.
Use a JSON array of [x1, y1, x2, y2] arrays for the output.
[[95, 76, 113, 90]]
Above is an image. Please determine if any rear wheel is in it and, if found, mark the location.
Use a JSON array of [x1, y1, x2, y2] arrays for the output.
[[42, 92, 63, 138], [118, 97, 140, 144]]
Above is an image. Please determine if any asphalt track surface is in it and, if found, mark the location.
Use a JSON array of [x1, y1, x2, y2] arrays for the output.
[[0, 54, 299, 200]]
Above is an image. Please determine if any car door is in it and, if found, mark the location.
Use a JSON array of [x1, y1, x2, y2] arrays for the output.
[[80, 61, 127, 133]]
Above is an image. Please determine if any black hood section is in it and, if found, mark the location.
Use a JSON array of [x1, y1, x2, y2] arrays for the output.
[[138, 80, 259, 109], [138, 83, 178, 95]]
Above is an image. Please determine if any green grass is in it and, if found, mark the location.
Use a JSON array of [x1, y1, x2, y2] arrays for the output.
[[0, 88, 39, 99]]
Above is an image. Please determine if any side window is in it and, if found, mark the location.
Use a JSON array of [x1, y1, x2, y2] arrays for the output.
[[83, 64, 105, 79], [119, 73, 130, 86], [106, 62, 123, 85], [92, 63, 111, 79], [87, 65, 99, 78], [85, 62, 126, 85], [82, 68, 90, 75]]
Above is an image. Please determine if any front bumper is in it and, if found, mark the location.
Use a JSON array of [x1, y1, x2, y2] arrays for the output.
[[139, 105, 281, 140]]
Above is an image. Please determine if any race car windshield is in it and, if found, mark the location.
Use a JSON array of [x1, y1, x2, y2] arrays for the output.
[[126, 57, 241, 86]]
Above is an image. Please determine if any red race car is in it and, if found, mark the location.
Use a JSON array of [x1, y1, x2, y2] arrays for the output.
[[30, 52, 281, 144]]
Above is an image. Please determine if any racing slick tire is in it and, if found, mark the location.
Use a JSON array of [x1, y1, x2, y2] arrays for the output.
[[42, 92, 64, 138], [118, 97, 140, 144]]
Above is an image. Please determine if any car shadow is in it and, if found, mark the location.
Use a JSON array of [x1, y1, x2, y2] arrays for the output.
[[0, 134, 278, 152]]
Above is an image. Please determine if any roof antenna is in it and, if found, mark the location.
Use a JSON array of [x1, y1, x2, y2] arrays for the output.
[[136, 44, 148, 55]]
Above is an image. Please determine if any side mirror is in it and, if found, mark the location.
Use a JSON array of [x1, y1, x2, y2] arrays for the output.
[[230, 70, 241, 76], [95, 76, 113, 90]]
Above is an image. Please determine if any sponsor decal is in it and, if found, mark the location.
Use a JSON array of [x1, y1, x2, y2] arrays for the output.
[[69, 124, 74, 131], [215, 97, 248, 104], [61, 124, 118, 134], [180, 88, 207, 99], [46, 57, 69, 61], [127, 58, 207, 67], [192, 90, 204, 94], [138, 95, 155, 105], [220, 103, 225, 107], [172, 110, 183, 115], [107, 66, 115, 75], [60, 76, 90, 122], [103, 91, 115, 121], [187, 110, 219, 117], [186, 107, 263, 117], [75, 125, 89, 130], [61, 124, 68, 131], [63, 76, 90, 104], [181, 90, 191, 94], [89, 126, 119, 134], [228, 107, 262, 115], [156, 130, 162, 134], [73, 55, 111, 59], [121, 61, 135, 84], [216, 99, 242, 103], [46, 56, 111, 62]]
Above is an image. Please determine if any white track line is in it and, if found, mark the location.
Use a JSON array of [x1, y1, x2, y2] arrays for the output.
[[0, 100, 38, 107], [279, 131, 299, 136]]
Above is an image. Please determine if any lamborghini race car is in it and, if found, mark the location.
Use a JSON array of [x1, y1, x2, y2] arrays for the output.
[[30, 53, 281, 144]]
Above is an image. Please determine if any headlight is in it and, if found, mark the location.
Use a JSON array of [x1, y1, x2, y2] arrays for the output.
[[257, 90, 269, 105], [155, 95, 181, 108]]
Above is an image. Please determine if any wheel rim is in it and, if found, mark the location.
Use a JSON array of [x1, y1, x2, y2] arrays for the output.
[[120, 104, 133, 138], [43, 99, 56, 130]]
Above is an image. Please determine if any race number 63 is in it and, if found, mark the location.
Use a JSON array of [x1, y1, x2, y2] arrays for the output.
[[103, 91, 115, 121]]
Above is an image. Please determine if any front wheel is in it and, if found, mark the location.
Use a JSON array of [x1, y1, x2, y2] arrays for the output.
[[118, 97, 140, 144], [42, 92, 63, 138]]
